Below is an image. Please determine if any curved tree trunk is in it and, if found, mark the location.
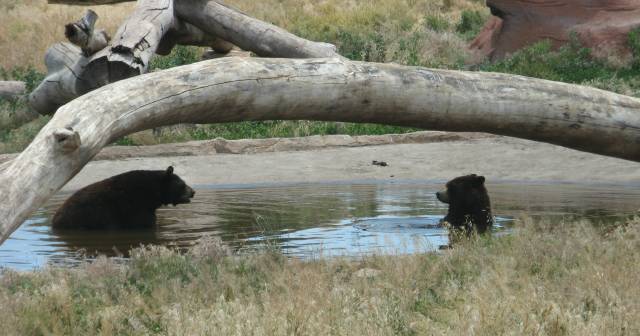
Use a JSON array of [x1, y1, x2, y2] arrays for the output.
[[1, 56, 640, 244]]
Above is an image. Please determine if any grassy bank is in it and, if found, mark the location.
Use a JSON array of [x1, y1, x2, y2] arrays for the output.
[[1, 218, 638, 335]]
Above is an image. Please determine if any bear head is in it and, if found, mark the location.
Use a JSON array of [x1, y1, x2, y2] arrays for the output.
[[161, 166, 196, 206], [436, 174, 493, 234]]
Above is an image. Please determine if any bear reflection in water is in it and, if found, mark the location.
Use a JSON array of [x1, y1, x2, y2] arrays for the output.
[[52, 166, 195, 230], [436, 174, 493, 246]]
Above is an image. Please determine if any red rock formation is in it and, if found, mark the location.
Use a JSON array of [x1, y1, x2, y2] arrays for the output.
[[470, 0, 640, 61]]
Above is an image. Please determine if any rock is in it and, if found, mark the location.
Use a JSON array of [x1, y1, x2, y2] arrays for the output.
[[372, 160, 388, 167], [470, 0, 640, 62]]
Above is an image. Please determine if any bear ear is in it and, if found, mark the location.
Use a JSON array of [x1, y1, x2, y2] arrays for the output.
[[166, 166, 174, 176], [474, 175, 485, 186]]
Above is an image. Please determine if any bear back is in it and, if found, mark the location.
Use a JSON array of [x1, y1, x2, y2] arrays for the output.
[[52, 166, 194, 230]]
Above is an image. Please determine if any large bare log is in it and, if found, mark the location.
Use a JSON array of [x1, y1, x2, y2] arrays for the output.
[[156, 20, 233, 56], [28, 43, 88, 115], [81, 0, 176, 92], [30, 1, 341, 115], [48, 0, 340, 58], [2, 57, 640, 244], [30, 6, 231, 115], [174, 1, 342, 59]]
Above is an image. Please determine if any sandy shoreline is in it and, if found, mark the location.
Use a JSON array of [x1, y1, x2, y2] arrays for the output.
[[15, 131, 632, 191]]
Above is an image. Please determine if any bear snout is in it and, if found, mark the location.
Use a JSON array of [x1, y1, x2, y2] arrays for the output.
[[185, 186, 195, 200], [174, 186, 195, 205], [436, 189, 449, 204]]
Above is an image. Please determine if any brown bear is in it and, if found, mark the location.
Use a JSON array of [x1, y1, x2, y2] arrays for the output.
[[436, 174, 493, 236], [52, 166, 195, 230]]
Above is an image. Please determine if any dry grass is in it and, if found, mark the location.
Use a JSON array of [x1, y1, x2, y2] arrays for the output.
[[1, 218, 639, 335]]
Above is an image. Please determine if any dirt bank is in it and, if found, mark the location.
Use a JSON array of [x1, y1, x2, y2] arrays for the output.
[[13, 131, 631, 191]]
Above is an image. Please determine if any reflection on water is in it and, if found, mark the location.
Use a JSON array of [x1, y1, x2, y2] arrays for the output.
[[1, 180, 638, 270]]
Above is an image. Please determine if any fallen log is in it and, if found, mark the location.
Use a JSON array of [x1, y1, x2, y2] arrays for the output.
[[2, 56, 640, 244], [79, 0, 178, 92], [28, 43, 87, 115], [174, 1, 341, 59], [31, 0, 341, 115]]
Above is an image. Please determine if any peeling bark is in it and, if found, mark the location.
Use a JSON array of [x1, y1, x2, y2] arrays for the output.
[[2, 57, 640, 244]]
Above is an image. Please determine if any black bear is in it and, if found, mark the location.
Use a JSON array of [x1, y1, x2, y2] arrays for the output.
[[52, 166, 195, 230], [436, 174, 493, 236]]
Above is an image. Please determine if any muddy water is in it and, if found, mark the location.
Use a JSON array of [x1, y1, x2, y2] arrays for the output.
[[1, 181, 638, 270]]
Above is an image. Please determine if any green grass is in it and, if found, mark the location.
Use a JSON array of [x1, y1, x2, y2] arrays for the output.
[[149, 46, 202, 71], [455, 9, 486, 39], [479, 38, 622, 83], [119, 121, 418, 146], [477, 36, 640, 96], [424, 14, 450, 32], [1, 218, 639, 335]]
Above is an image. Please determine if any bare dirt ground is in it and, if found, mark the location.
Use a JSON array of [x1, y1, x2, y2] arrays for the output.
[[2, 131, 637, 190], [0, 131, 626, 191]]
